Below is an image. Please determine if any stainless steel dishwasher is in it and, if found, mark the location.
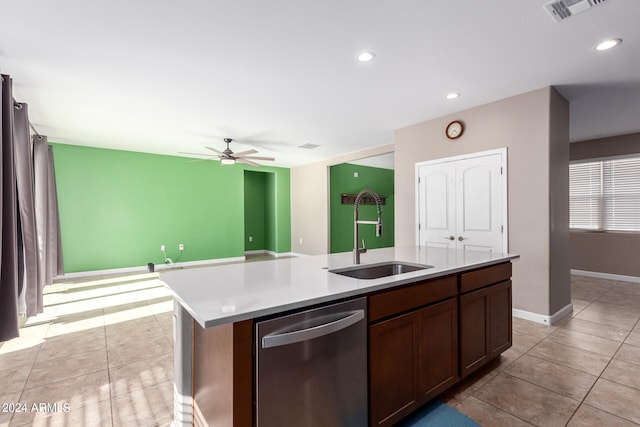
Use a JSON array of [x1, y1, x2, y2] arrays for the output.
[[256, 297, 367, 427]]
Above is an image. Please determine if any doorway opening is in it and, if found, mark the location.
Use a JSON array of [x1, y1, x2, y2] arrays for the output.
[[244, 170, 277, 254]]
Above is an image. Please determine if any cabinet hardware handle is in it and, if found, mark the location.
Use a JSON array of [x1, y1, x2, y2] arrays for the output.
[[458, 236, 466, 241], [262, 310, 364, 349], [444, 236, 455, 240]]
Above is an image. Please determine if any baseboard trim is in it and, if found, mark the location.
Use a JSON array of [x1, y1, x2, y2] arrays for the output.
[[57, 256, 247, 280], [571, 269, 640, 284], [244, 250, 267, 255], [287, 252, 308, 257], [512, 303, 573, 326], [271, 251, 298, 257], [244, 250, 298, 258]]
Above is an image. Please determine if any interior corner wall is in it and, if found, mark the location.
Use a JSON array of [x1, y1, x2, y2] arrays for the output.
[[244, 171, 266, 252], [569, 132, 640, 277], [394, 87, 569, 318], [264, 172, 277, 252], [273, 168, 291, 254], [548, 88, 571, 313], [52, 143, 291, 273], [290, 144, 394, 255], [329, 163, 394, 253]]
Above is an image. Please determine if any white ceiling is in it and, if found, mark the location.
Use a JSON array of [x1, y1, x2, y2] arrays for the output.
[[1, 0, 639, 168]]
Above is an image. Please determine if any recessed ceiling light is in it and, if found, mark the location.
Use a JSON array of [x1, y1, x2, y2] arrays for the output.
[[357, 51, 376, 62], [446, 92, 460, 100], [595, 38, 622, 51]]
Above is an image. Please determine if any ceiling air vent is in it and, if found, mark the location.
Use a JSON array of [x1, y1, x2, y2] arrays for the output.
[[298, 143, 319, 149], [544, 0, 607, 22]]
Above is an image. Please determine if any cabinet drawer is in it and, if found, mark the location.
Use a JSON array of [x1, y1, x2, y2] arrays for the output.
[[369, 275, 457, 323], [460, 262, 512, 294]]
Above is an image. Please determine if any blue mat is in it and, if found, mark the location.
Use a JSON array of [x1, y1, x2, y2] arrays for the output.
[[396, 400, 480, 427]]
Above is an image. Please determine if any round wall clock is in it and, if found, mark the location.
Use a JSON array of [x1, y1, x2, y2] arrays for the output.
[[446, 120, 464, 139]]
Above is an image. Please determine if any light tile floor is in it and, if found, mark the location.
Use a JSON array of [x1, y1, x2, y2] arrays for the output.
[[1, 271, 639, 426], [0, 272, 174, 427], [445, 275, 640, 426]]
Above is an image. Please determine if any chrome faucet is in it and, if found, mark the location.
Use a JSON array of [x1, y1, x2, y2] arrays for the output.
[[354, 189, 383, 264]]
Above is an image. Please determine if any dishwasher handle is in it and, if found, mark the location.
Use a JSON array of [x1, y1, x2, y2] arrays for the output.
[[261, 310, 365, 349]]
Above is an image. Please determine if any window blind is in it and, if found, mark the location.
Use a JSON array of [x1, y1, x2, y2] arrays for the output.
[[569, 156, 640, 232], [603, 157, 640, 231]]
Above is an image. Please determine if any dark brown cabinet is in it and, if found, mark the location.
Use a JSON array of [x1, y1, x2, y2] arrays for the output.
[[368, 261, 513, 426], [419, 298, 459, 400], [369, 298, 459, 427], [368, 276, 458, 427], [369, 310, 421, 427], [459, 263, 512, 378]]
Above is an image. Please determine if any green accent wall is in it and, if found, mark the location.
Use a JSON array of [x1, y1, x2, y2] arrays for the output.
[[243, 170, 286, 253], [52, 143, 291, 273], [244, 171, 266, 251], [265, 173, 276, 252], [329, 163, 394, 253]]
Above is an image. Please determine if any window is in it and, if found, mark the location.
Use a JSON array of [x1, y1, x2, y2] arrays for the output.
[[569, 156, 640, 231]]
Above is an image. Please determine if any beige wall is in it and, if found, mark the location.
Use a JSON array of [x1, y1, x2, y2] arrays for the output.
[[549, 89, 571, 313], [570, 132, 640, 277], [571, 232, 640, 277], [395, 87, 570, 317], [290, 144, 394, 255], [571, 132, 640, 161]]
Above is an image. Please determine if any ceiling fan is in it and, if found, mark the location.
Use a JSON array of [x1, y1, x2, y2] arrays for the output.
[[179, 138, 275, 166]]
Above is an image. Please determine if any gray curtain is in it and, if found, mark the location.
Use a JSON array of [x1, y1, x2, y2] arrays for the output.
[[0, 74, 20, 342], [34, 139, 64, 288], [49, 145, 64, 278], [0, 74, 65, 342], [13, 103, 40, 316]]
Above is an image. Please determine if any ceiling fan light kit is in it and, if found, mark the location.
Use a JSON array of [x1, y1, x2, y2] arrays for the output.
[[221, 158, 236, 165]]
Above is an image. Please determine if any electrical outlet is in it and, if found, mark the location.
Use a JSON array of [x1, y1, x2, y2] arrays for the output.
[[249, 236, 253, 242], [299, 238, 303, 245], [178, 243, 184, 251], [160, 245, 165, 251]]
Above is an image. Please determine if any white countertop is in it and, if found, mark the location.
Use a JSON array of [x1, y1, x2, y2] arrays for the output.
[[160, 246, 519, 328]]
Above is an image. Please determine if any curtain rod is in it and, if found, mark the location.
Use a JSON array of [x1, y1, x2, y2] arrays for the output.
[[13, 100, 42, 138]]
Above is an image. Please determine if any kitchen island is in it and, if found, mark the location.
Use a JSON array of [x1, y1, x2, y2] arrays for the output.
[[162, 246, 519, 427]]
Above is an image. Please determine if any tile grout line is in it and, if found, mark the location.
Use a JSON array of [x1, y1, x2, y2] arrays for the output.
[[471, 292, 634, 426], [104, 315, 116, 427], [8, 289, 56, 427], [565, 281, 640, 426], [457, 350, 538, 426]]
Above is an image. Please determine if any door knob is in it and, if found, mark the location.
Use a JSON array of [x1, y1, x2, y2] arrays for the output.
[[458, 236, 465, 241], [444, 236, 455, 241]]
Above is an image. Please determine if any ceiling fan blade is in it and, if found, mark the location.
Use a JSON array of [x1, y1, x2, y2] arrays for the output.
[[240, 156, 275, 161], [232, 149, 258, 157], [204, 146, 224, 155], [236, 158, 261, 167], [178, 151, 220, 157], [187, 158, 213, 163]]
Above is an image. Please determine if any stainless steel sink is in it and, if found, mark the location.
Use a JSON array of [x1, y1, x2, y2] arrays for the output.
[[329, 261, 432, 280]]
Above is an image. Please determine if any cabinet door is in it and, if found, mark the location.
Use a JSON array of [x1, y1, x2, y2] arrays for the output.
[[369, 311, 420, 427], [489, 280, 512, 357], [419, 298, 459, 400], [459, 287, 489, 378]]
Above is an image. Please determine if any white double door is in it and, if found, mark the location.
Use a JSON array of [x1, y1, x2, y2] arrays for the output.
[[417, 149, 507, 252]]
